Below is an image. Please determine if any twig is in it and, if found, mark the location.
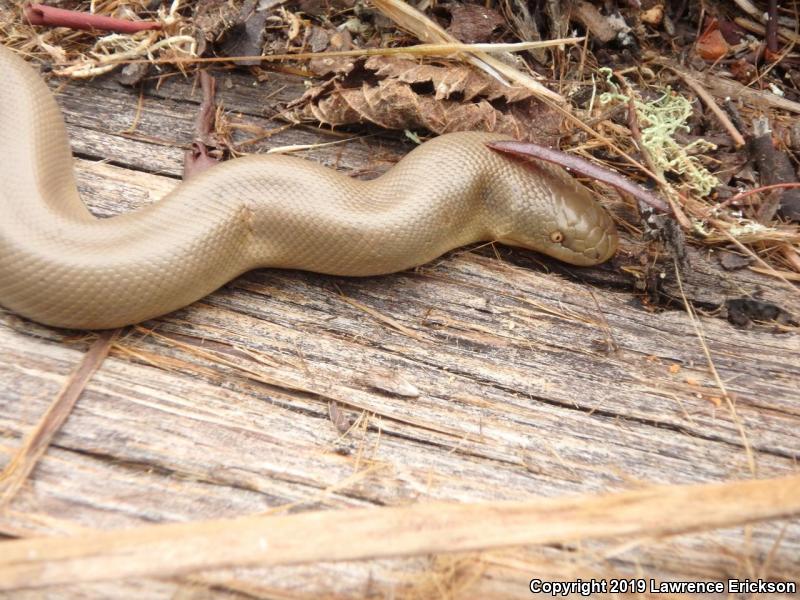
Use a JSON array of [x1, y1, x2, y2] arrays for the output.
[[335, 288, 429, 342], [183, 71, 221, 180], [1, 474, 798, 590], [717, 182, 800, 208], [129, 40, 585, 66], [23, 3, 161, 33], [370, 0, 567, 103], [734, 17, 800, 46], [535, 93, 695, 228], [0, 331, 118, 507], [750, 266, 800, 282], [486, 140, 671, 213], [779, 243, 800, 273], [766, 0, 779, 55], [614, 71, 669, 220]]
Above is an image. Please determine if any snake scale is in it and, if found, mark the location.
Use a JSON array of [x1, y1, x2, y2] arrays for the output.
[[0, 44, 617, 330]]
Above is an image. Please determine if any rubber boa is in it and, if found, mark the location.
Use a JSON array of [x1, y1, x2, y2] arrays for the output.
[[0, 44, 617, 330]]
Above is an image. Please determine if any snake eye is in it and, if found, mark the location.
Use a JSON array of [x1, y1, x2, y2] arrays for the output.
[[549, 231, 564, 244]]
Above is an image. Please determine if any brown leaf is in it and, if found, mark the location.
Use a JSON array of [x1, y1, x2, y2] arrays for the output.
[[295, 54, 561, 141], [729, 58, 757, 83], [364, 56, 535, 103], [308, 29, 356, 76], [305, 24, 330, 52], [718, 250, 754, 271], [302, 80, 544, 140], [696, 20, 729, 61]]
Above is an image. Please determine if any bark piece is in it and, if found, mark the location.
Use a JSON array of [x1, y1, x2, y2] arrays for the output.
[[218, 0, 269, 66], [115, 62, 150, 87], [441, 3, 505, 44], [750, 118, 800, 222], [718, 250, 754, 271], [571, 1, 618, 43], [726, 298, 797, 328]]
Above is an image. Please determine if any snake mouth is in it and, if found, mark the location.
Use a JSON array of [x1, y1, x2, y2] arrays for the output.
[[500, 226, 617, 266], [503, 222, 618, 266], [561, 227, 618, 266], [578, 224, 618, 264]]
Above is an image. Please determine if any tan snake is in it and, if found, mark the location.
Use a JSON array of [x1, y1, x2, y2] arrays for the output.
[[0, 44, 617, 330]]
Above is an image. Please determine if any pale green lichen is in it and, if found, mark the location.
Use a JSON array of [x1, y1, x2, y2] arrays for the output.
[[728, 221, 771, 236], [598, 68, 720, 197]]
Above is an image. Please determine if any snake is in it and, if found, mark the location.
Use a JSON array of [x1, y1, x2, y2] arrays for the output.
[[0, 44, 617, 330]]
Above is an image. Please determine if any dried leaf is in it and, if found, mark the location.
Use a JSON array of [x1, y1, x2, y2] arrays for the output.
[[640, 4, 664, 26], [696, 21, 729, 61], [308, 29, 355, 76], [718, 250, 753, 271], [301, 80, 545, 141], [364, 56, 535, 103], [297, 0, 354, 18], [305, 25, 330, 52], [296, 55, 559, 141]]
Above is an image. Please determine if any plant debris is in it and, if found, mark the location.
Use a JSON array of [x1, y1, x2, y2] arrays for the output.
[[295, 55, 561, 141], [24, 3, 161, 33]]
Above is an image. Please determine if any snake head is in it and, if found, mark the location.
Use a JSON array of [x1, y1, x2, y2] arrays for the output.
[[487, 153, 618, 267]]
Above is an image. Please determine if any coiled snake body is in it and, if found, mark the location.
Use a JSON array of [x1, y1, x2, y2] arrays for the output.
[[0, 45, 617, 330]]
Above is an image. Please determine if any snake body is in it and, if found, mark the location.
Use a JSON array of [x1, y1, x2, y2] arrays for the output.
[[0, 45, 617, 330]]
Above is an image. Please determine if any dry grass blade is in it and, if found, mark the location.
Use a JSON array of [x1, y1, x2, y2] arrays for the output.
[[672, 260, 755, 475], [133, 40, 586, 65], [696, 68, 800, 115], [0, 330, 118, 506], [1, 474, 798, 590], [336, 291, 430, 342], [371, 0, 566, 104]]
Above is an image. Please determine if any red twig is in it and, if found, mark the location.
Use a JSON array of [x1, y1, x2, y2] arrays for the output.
[[486, 140, 671, 213], [24, 3, 161, 33], [718, 182, 800, 208], [183, 71, 221, 180]]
